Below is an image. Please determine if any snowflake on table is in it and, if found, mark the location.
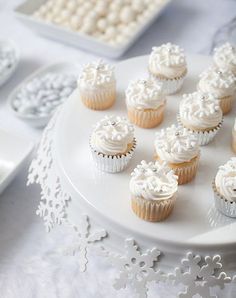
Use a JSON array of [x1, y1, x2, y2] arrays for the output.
[[64, 215, 107, 272], [168, 252, 231, 298], [108, 238, 164, 298], [27, 108, 70, 232]]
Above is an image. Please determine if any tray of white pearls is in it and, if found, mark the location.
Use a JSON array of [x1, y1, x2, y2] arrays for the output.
[[14, 0, 171, 59]]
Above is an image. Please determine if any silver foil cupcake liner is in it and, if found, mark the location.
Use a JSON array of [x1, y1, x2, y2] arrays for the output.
[[90, 138, 136, 173], [212, 180, 236, 218], [177, 114, 223, 146]]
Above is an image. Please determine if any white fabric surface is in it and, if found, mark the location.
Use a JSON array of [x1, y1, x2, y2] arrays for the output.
[[0, 1, 236, 297]]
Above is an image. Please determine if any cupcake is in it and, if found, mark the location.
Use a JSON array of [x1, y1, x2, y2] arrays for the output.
[[78, 60, 116, 110], [148, 43, 187, 95], [213, 157, 236, 218], [90, 115, 136, 173], [130, 160, 178, 221], [232, 119, 236, 154], [178, 91, 223, 146], [125, 79, 166, 128], [213, 42, 236, 76], [198, 66, 236, 114], [154, 125, 200, 184]]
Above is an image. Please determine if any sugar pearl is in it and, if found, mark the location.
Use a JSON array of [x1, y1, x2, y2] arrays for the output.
[[120, 6, 136, 23], [70, 16, 82, 29], [97, 18, 107, 32], [107, 12, 119, 25]]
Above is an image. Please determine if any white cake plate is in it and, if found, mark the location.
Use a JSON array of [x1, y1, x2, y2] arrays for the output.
[[28, 54, 236, 298]]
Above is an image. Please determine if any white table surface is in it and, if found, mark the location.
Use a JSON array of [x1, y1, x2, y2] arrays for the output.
[[0, 1, 235, 297]]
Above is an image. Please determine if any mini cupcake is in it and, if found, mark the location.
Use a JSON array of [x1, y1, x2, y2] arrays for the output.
[[148, 43, 187, 95], [232, 119, 236, 154], [213, 157, 236, 218], [178, 91, 223, 146], [154, 125, 200, 184], [213, 42, 236, 76], [198, 66, 236, 114], [125, 79, 166, 128], [78, 60, 116, 110], [90, 115, 136, 173], [130, 160, 178, 221]]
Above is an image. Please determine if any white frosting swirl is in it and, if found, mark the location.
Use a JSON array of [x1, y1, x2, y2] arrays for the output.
[[199, 66, 236, 97], [149, 43, 187, 78], [215, 157, 236, 202], [130, 160, 178, 200], [125, 79, 165, 109], [155, 125, 200, 164], [78, 60, 115, 89], [213, 43, 236, 75], [90, 115, 134, 155], [179, 91, 222, 130]]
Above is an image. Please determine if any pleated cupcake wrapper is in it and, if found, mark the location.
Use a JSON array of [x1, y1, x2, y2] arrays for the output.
[[131, 195, 176, 222], [232, 129, 236, 153], [127, 105, 165, 128], [90, 139, 136, 173], [212, 180, 236, 218], [149, 70, 186, 95], [219, 95, 234, 115], [80, 86, 116, 110], [177, 114, 223, 146]]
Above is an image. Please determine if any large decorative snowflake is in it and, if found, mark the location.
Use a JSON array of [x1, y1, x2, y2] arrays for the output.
[[27, 109, 70, 232], [168, 252, 231, 298], [64, 215, 107, 272], [108, 238, 164, 298]]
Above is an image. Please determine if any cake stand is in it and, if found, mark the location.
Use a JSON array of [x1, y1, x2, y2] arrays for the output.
[[28, 54, 236, 298]]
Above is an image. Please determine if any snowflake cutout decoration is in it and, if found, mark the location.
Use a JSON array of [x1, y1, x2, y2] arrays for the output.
[[64, 215, 107, 272], [108, 238, 164, 298], [27, 108, 70, 232], [168, 252, 231, 298]]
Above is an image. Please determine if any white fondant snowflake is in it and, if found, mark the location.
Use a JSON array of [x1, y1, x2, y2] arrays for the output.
[[108, 238, 164, 298], [27, 109, 70, 232], [169, 252, 231, 298], [65, 215, 107, 272]]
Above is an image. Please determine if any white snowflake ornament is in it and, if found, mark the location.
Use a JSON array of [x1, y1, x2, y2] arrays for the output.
[[169, 252, 231, 298]]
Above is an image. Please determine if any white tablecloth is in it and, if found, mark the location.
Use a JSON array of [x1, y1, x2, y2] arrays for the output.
[[0, 1, 235, 297]]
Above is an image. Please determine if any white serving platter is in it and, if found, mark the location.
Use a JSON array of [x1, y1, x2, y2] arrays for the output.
[[8, 62, 79, 128], [0, 129, 34, 195], [52, 54, 236, 262], [14, 0, 171, 59]]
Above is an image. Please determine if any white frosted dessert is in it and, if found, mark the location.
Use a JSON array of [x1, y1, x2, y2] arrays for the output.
[[130, 160, 178, 221], [125, 79, 166, 128], [213, 157, 236, 217], [232, 118, 236, 154], [178, 91, 223, 145], [154, 125, 200, 184], [90, 115, 136, 173], [78, 60, 116, 110], [213, 42, 236, 75], [148, 43, 187, 94], [198, 66, 236, 114]]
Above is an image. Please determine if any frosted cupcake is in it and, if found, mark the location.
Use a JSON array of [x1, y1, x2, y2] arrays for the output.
[[178, 91, 223, 146], [198, 66, 236, 114], [213, 157, 236, 218], [232, 119, 236, 153], [90, 115, 136, 173], [154, 125, 200, 184], [78, 60, 116, 110], [148, 43, 187, 95], [125, 79, 166, 128], [130, 160, 178, 221], [213, 43, 236, 76]]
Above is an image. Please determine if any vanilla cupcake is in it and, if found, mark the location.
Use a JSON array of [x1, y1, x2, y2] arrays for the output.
[[198, 66, 236, 114], [154, 125, 200, 184], [125, 79, 166, 128], [232, 119, 236, 153], [213, 158, 236, 218], [130, 160, 178, 221], [78, 60, 116, 110], [148, 43, 187, 95], [90, 115, 136, 173], [178, 91, 223, 146], [213, 42, 236, 76]]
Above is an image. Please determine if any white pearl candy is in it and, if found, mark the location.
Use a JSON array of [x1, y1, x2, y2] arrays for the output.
[[120, 6, 136, 23]]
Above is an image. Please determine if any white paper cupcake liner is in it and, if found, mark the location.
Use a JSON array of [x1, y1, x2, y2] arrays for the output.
[[177, 114, 223, 146], [90, 138, 136, 173], [212, 180, 236, 218]]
